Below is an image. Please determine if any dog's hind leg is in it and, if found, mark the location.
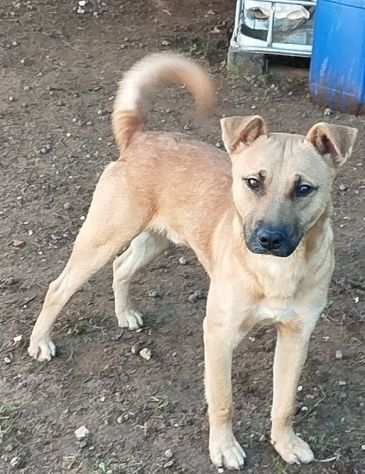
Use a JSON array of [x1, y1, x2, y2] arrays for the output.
[[112, 231, 169, 330], [28, 162, 150, 362]]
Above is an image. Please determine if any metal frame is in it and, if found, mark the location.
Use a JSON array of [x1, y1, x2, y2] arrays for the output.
[[231, 0, 316, 57]]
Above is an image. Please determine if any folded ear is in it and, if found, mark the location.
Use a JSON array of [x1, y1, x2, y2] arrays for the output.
[[220, 115, 267, 155], [306, 122, 358, 167]]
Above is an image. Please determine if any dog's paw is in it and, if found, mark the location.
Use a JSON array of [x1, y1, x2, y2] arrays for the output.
[[28, 337, 56, 362], [116, 309, 144, 330], [210, 433, 246, 470], [271, 431, 314, 464]]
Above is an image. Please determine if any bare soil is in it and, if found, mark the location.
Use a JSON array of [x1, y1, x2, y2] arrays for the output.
[[1, 1, 364, 473]]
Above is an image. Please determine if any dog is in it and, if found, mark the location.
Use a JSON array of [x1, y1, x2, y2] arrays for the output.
[[28, 53, 358, 470]]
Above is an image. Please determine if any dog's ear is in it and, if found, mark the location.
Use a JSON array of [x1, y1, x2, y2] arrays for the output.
[[306, 122, 358, 168], [220, 115, 267, 155]]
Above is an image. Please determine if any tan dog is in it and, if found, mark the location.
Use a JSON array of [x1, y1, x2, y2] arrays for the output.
[[28, 54, 358, 470]]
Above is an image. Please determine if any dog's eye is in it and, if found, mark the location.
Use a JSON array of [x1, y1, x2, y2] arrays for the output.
[[295, 184, 314, 197], [244, 177, 262, 192]]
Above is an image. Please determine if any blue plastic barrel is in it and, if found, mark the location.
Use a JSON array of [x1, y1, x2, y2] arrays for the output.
[[310, 0, 365, 114]]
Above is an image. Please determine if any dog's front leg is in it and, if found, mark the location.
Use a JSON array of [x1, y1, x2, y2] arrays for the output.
[[204, 297, 247, 471], [271, 320, 317, 464]]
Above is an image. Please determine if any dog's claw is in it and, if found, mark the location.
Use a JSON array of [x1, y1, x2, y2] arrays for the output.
[[116, 309, 144, 330], [271, 431, 314, 464], [210, 433, 246, 471], [28, 338, 56, 361]]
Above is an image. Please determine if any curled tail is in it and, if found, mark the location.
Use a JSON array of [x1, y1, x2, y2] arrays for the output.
[[112, 53, 215, 150]]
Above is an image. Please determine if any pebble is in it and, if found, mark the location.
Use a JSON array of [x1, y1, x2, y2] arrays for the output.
[[63, 202, 72, 210], [8, 96, 15, 102], [335, 350, 343, 360], [297, 385, 303, 392], [74, 426, 89, 440], [188, 290, 203, 303], [164, 449, 173, 459], [161, 39, 170, 46], [148, 289, 160, 298], [361, 445, 365, 451], [139, 348, 152, 361], [4, 356, 12, 364], [324, 107, 333, 116], [10, 456, 22, 468], [116, 415, 123, 424], [163, 459, 174, 468], [12, 240, 25, 248], [13, 335, 23, 343], [39, 144, 52, 155], [339, 183, 347, 191], [178, 256, 187, 265]]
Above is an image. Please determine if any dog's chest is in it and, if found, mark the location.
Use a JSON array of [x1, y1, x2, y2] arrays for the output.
[[251, 255, 307, 324]]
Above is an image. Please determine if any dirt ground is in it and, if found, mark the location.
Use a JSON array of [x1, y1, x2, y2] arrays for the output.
[[1, 1, 364, 473]]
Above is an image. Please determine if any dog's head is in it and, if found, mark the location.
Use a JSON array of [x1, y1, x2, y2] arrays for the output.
[[221, 116, 357, 258]]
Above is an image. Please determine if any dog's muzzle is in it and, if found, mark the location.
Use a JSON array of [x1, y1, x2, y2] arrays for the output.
[[246, 224, 301, 257]]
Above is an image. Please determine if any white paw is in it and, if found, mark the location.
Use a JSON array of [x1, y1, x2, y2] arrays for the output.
[[28, 337, 56, 361], [272, 431, 314, 464], [210, 432, 246, 470], [116, 309, 144, 330]]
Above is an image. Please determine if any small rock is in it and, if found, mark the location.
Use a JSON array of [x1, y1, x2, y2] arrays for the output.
[[338, 380, 346, 386], [218, 468, 224, 473], [13, 335, 22, 343], [74, 426, 89, 440], [188, 290, 203, 303], [10, 456, 23, 468], [178, 256, 187, 265], [297, 385, 303, 392], [8, 96, 15, 102], [361, 444, 365, 451], [4, 356, 12, 364], [339, 183, 347, 191], [116, 415, 123, 424], [335, 350, 343, 360], [63, 202, 72, 210], [324, 107, 333, 116], [39, 144, 51, 155], [12, 240, 25, 248], [148, 289, 160, 298], [161, 39, 170, 46], [163, 459, 175, 468], [301, 406, 308, 412], [79, 439, 88, 449], [131, 344, 138, 354], [164, 449, 173, 459], [139, 348, 152, 361]]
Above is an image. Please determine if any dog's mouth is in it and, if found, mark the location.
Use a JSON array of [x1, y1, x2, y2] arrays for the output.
[[245, 225, 302, 258]]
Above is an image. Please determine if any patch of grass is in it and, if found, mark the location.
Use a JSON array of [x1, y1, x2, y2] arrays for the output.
[[97, 461, 113, 474], [0, 403, 18, 440]]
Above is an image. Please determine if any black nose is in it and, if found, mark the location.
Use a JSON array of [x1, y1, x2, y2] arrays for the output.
[[256, 227, 285, 251]]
